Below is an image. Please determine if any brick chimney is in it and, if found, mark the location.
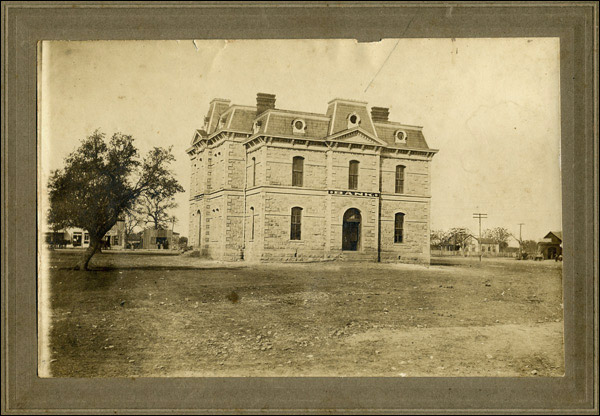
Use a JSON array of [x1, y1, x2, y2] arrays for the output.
[[371, 107, 389, 123], [256, 93, 276, 115]]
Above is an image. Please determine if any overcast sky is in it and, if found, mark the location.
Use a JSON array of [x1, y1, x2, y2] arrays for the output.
[[41, 38, 561, 242]]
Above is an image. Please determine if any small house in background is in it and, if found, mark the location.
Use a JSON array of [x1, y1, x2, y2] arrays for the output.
[[103, 219, 126, 249], [465, 237, 500, 255], [44, 229, 71, 248], [45, 219, 126, 249], [538, 231, 562, 259], [141, 228, 180, 250]]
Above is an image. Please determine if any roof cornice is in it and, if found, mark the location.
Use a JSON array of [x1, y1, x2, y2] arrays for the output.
[[327, 98, 369, 106], [257, 108, 330, 122], [374, 121, 424, 130]]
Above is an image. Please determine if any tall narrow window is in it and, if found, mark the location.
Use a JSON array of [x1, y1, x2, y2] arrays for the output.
[[394, 213, 405, 243], [250, 207, 255, 241], [395, 165, 405, 193], [251, 157, 256, 187], [292, 156, 304, 187], [348, 160, 359, 190], [290, 207, 302, 240]]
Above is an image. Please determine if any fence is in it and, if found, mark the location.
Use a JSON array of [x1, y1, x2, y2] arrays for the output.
[[431, 249, 517, 258]]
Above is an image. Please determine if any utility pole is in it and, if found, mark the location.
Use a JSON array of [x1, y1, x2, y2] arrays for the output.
[[473, 213, 487, 262], [518, 223, 525, 260]]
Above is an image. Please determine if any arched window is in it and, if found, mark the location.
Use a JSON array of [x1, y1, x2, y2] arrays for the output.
[[250, 207, 255, 241], [292, 156, 304, 187], [290, 207, 302, 240], [394, 213, 405, 243], [395, 165, 405, 193], [348, 160, 359, 190], [251, 157, 256, 187]]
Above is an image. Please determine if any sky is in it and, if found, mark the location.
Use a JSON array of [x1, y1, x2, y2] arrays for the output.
[[40, 38, 562, 242]]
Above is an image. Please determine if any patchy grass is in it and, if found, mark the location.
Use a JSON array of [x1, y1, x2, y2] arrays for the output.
[[42, 251, 564, 377]]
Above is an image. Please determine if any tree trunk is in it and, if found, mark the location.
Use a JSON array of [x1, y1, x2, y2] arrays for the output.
[[75, 238, 101, 271]]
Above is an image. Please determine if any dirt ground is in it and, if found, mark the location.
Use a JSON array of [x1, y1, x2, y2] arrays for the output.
[[42, 251, 564, 377]]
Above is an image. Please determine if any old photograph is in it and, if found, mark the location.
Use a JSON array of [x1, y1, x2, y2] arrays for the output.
[[38, 38, 563, 377]]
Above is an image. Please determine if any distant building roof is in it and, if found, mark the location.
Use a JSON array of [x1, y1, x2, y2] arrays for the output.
[[543, 231, 562, 242], [478, 238, 498, 245]]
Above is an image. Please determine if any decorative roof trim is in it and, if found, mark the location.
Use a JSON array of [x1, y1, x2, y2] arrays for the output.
[[367, 110, 379, 139], [243, 133, 323, 146], [374, 121, 424, 130], [329, 101, 338, 135], [190, 129, 208, 146], [258, 108, 330, 122], [327, 98, 369, 105], [209, 98, 231, 104], [226, 108, 237, 130], [206, 102, 217, 133], [206, 129, 252, 147], [326, 127, 387, 146]]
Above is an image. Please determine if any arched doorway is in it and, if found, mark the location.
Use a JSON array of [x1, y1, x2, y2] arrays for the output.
[[342, 208, 361, 251], [197, 210, 202, 249]]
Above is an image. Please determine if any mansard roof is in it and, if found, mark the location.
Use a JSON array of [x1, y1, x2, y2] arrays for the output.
[[373, 122, 430, 149], [191, 96, 434, 151], [258, 109, 331, 138]]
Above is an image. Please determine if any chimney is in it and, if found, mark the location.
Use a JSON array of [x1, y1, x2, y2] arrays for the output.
[[256, 93, 276, 115], [371, 107, 389, 123]]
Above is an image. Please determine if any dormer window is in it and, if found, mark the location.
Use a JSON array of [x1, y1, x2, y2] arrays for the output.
[[253, 120, 262, 134], [292, 119, 306, 135], [395, 130, 407, 143], [218, 116, 227, 129], [347, 112, 361, 129]]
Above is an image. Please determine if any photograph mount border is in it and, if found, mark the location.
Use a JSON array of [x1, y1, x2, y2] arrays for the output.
[[2, 1, 598, 414]]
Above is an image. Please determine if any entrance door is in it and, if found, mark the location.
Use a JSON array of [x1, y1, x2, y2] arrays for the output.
[[156, 237, 168, 249], [342, 208, 361, 251], [72, 233, 82, 247]]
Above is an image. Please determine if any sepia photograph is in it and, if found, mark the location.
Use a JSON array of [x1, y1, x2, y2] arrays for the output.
[[38, 38, 564, 378]]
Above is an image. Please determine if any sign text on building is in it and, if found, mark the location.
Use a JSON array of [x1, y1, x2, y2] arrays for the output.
[[328, 190, 380, 197]]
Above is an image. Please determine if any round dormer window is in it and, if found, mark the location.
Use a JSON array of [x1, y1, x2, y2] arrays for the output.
[[395, 130, 407, 143], [218, 116, 226, 129], [347, 113, 361, 128], [292, 119, 306, 134]]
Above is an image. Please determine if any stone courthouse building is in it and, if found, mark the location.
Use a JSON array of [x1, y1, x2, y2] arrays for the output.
[[187, 94, 437, 263]]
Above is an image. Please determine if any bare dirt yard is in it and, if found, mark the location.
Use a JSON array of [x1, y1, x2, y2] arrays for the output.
[[42, 251, 564, 377]]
